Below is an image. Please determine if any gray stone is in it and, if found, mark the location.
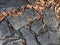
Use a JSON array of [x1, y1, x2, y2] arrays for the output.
[[31, 19, 43, 34], [0, 0, 6, 3], [12, 31, 20, 39], [28, 0, 36, 4], [12, 30, 23, 39], [43, 8, 58, 28], [7, 9, 40, 30], [0, 40, 5, 45], [49, 30, 59, 44], [42, 8, 60, 44], [37, 27, 60, 45], [37, 32, 50, 45], [20, 27, 38, 45], [48, 43, 60, 45], [39, 25, 49, 35], [0, 0, 28, 10], [0, 21, 10, 39], [7, 39, 23, 45], [47, 29, 60, 45]]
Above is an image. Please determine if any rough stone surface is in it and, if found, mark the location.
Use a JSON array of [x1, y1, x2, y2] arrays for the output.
[[7, 39, 23, 45], [20, 27, 38, 45], [43, 8, 58, 28], [0, 21, 10, 39], [28, 0, 36, 4], [40, 8, 60, 45], [7, 9, 40, 30], [0, 0, 28, 11], [39, 25, 49, 35], [37, 27, 60, 45], [37, 31, 50, 45], [12, 31, 21, 39], [0, 0, 60, 45], [31, 19, 43, 34], [0, 40, 5, 45], [48, 30, 59, 44]]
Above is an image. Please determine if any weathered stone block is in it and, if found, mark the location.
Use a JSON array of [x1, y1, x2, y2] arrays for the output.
[[7, 9, 40, 30], [0, 0, 28, 8], [31, 19, 43, 34], [0, 21, 10, 39], [37, 32, 50, 45], [49, 31, 59, 44], [20, 27, 38, 45], [28, 0, 36, 4], [7, 39, 24, 45], [43, 8, 58, 28], [37, 27, 60, 45]]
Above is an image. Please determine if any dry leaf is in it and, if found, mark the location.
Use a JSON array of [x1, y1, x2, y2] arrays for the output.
[[1, 11, 7, 16], [27, 4, 33, 9], [22, 39, 26, 45], [40, 0, 45, 6], [56, 7, 60, 13], [0, 13, 5, 21], [11, 9, 17, 13], [21, 6, 25, 11], [37, 16, 42, 20], [17, 11, 23, 16], [33, 5, 38, 10], [38, 6, 45, 10], [55, 3, 60, 22]]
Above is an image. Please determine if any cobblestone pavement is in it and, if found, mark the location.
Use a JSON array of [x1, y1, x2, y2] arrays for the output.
[[0, 0, 60, 45]]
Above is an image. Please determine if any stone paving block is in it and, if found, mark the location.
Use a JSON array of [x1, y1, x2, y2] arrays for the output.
[[37, 32, 50, 45], [0, 21, 10, 39], [28, 0, 36, 4], [39, 25, 49, 35], [7, 9, 40, 30], [48, 30, 60, 44], [37, 27, 60, 45], [20, 27, 38, 45], [42, 8, 60, 44], [7, 39, 24, 45], [0, 40, 5, 45], [0, 0, 6, 4], [0, 0, 28, 10], [48, 43, 60, 45], [12, 31, 20, 39], [43, 8, 58, 28], [31, 19, 43, 34]]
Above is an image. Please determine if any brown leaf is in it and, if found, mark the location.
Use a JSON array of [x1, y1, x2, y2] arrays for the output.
[[27, 4, 33, 9], [17, 11, 23, 16], [0, 13, 6, 21], [1, 11, 7, 16]]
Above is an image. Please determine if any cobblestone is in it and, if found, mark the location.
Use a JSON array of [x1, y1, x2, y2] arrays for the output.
[[43, 8, 58, 28], [0, 0, 60, 45], [28, 0, 36, 4], [7, 9, 40, 30], [0, 0, 28, 11], [7, 39, 24, 45], [20, 27, 38, 45], [0, 21, 10, 39], [37, 32, 50, 45], [31, 19, 43, 35], [37, 27, 60, 45]]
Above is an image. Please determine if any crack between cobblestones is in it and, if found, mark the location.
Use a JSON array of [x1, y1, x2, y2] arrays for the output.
[[29, 22, 41, 45]]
